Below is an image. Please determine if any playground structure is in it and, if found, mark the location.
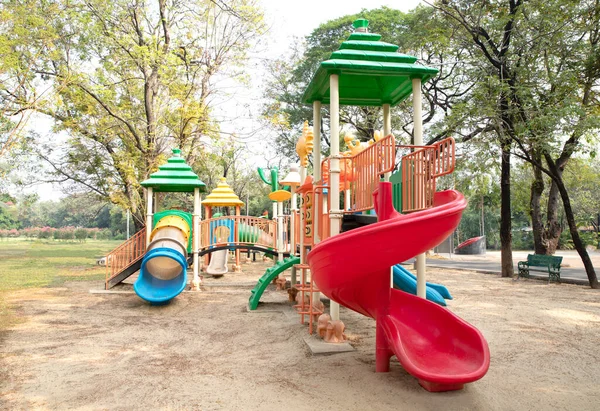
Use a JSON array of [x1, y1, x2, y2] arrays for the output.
[[455, 236, 487, 254], [295, 18, 488, 392], [103, 18, 490, 392], [105, 149, 207, 303]]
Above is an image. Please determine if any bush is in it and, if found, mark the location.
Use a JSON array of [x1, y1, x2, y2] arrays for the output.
[[512, 230, 534, 250], [86, 227, 100, 239], [38, 226, 54, 239], [74, 228, 88, 242], [97, 228, 112, 240], [59, 226, 75, 241], [22, 227, 41, 239]]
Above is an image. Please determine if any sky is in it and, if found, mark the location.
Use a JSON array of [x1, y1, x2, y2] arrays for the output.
[[27, 0, 425, 201]]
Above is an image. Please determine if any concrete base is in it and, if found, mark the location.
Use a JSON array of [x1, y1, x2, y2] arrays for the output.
[[303, 334, 354, 355], [89, 290, 135, 294]]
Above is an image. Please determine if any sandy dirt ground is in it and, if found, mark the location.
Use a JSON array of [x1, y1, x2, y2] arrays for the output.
[[1, 259, 599, 411]]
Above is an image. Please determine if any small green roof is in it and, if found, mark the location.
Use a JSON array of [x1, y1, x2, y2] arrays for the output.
[[140, 149, 206, 193], [302, 19, 439, 107]]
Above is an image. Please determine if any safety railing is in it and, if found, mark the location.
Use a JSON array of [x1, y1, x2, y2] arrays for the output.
[[199, 216, 290, 252], [105, 227, 147, 287], [313, 185, 330, 242], [293, 209, 301, 253], [321, 134, 396, 213], [400, 137, 456, 213]]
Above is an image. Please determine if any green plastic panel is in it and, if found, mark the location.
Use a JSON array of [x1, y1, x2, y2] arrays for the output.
[[141, 149, 206, 193], [302, 19, 439, 107], [390, 170, 403, 214], [339, 40, 399, 52], [153, 209, 193, 253]]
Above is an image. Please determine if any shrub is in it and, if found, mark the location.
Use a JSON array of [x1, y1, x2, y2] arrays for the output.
[[74, 228, 88, 242], [22, 227, 41, 239], [97, 228, 112, 240], [86, 227, 100, 239], [38, 226, 54, 239], [59, 226, 75, 241], [512, 230, 534, 250]]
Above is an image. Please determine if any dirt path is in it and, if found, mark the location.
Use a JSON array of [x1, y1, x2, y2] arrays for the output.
[[1, 265, 599, 410]]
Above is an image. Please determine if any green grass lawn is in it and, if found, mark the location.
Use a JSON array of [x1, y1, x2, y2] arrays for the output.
[[0, 239, 122, 330], [0, 238, 122, 291]]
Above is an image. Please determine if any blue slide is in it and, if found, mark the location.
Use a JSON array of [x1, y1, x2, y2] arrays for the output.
[[134, 247, 188, 304], [392, 264, 452, 306], [134, 211, 191, 304]]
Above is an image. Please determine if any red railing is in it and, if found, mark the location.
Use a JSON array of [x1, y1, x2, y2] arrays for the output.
[[400, 137, 456, 213], [105, 228, 147, 288], [321, 134, 396, 213]]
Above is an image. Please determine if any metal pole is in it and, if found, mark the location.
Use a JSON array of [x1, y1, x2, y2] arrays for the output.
[[126, 209, 130, 239], [192, 187, 201, 290], [329, 74, 341, 321], [412, 77, 426, 299], [313, 101, 322, 243], [145, 187, 153, 246]]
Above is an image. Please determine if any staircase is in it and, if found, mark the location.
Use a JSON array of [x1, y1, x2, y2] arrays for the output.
[[105, 228, 147, 289]]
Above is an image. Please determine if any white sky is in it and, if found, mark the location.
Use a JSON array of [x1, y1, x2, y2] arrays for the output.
[[26, 0, 425, 201]]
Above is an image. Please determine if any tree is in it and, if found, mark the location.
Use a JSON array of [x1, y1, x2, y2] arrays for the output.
[[262, 6, 472, 161], [1, 0, 266, 230], [0, 192, 19, 229], [432, 0, 599, 287]]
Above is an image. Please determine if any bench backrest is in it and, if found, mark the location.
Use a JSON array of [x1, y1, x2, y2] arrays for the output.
[[527, 254, 562, 267]]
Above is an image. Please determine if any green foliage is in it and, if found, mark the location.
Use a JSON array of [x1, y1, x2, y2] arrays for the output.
[[262, 6, 462, 161], [0, 203, 19, 229], [74, 228, 88, 241], [1, 0, 266, 223]]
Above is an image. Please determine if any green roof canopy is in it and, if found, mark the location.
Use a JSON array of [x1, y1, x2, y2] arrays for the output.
[[141, 149, 206, 193], [302, 19, 439, 107]]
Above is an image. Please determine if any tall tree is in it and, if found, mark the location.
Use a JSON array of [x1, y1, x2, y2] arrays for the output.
[[433, 0, 599, 287], [0, 0, 265, 229]]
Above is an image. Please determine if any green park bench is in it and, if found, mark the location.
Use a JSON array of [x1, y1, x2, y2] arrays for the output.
[[518, 254, 563, 282]]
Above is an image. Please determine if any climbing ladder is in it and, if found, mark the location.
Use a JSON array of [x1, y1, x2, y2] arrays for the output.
[[293, 262, 322, 334]]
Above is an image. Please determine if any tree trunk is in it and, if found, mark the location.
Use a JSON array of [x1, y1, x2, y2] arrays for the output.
[[544, 157, 598, 288], [530, 159, 546, 254], [544, 180, 562, 254], [532, 161, 567, 256], [500, 139, 514, 277]]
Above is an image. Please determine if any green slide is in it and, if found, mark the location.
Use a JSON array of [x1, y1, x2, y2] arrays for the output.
[[248, 256, 300, 310]]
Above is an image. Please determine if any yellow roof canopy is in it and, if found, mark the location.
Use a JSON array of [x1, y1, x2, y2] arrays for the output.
[[202, 177, 245, 207], [268, 189, 292, 202]]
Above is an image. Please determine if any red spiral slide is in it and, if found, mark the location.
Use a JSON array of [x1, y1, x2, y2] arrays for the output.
[[307, 182, 490, 392]]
